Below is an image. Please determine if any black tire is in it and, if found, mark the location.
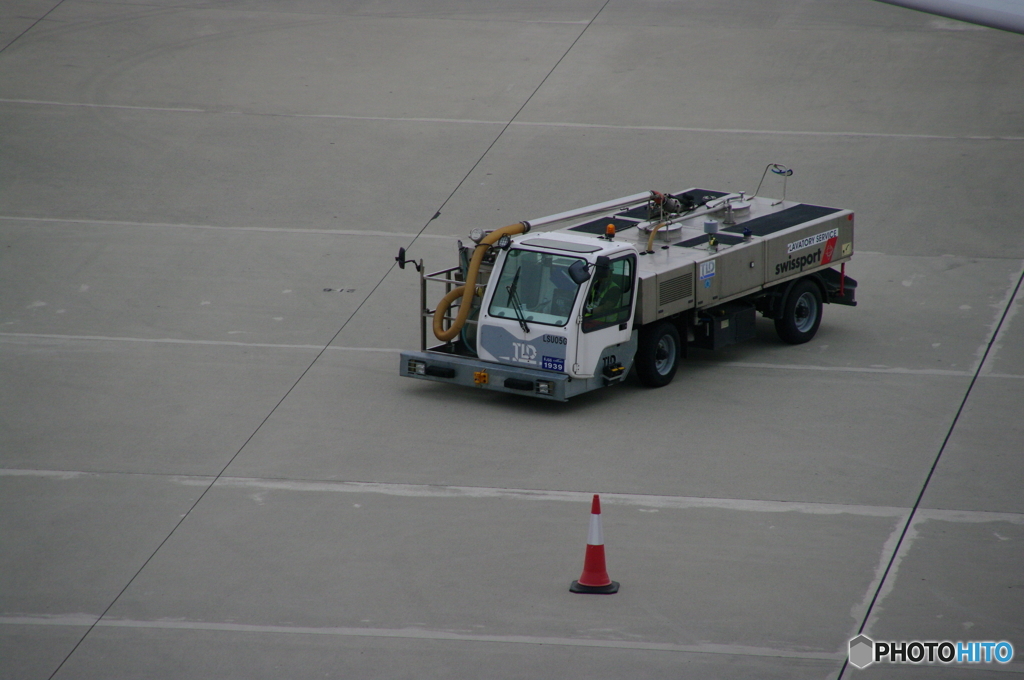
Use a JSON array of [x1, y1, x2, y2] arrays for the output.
[[774, 279, 822, 344], [635, 321, 681, 387]]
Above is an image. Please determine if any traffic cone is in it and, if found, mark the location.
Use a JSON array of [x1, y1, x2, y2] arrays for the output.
[[570, 494, 619, 594]]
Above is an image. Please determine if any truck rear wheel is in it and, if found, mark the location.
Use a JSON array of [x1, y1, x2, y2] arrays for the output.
[[775, 279, 822, 344], [635, 321, 680, 387]]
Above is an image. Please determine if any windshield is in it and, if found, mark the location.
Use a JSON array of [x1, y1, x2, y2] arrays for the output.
[[487, 248, 584, 327]]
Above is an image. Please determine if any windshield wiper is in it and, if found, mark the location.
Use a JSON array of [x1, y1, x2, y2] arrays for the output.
[[505, 266, 530, 333]]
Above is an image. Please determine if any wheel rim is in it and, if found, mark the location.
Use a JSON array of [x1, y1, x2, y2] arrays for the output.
[[654, 334, 677, 375], [793, 291, 818, 333]]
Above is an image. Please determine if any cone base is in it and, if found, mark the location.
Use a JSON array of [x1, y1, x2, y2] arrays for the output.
[[570, 580, 619, 594]]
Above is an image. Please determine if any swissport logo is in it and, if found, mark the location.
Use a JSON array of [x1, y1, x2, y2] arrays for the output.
[[848, 634, 1015, 669], [775, 249, 823, 276]]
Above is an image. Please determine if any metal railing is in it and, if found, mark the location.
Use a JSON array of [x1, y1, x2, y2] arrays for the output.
[[419, 264, 465, 351]]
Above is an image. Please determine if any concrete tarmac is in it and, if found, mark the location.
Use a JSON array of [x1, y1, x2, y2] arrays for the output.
[[1, 1, 1022, 678]]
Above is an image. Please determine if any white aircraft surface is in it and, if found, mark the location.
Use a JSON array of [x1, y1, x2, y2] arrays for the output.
[[877, 0, 1024, 33]]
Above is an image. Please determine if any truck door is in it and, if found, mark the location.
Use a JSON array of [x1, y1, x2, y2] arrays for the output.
[[573, 253, 637, 378]]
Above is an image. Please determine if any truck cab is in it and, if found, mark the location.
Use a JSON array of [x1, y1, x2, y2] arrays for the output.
[[475, 233, 638, 383]]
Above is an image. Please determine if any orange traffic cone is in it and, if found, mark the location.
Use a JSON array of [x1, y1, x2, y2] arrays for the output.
[[570, 494, 619, 594]]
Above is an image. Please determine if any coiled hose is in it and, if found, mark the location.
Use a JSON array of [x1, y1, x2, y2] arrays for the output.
[[432, 222, 530, 342]]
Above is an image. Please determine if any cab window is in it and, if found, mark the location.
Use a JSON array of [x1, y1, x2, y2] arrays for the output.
[[487, 249, 584, 327], [582, 255, 635, 333]]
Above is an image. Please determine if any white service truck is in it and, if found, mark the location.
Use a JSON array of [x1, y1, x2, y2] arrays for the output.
[[397, 171, 857, 401]]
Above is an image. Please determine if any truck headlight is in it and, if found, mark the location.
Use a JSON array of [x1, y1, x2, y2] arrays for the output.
[[407, 360, 426, 376], [536, 380, 554, 395]]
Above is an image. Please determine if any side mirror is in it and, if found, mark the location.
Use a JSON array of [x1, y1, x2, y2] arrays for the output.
[[567, 259, 591, 285], [395, 247, 422, 273], [594, 255, 612, 281]]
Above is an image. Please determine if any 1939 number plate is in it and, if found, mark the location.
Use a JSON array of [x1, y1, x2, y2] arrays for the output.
[[542, 356, 564, 372]]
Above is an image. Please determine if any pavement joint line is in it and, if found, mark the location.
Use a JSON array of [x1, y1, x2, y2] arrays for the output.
[[4, 333, 1021, 379], [507, 119, 1024, 142], [693, 361, 974, 377], [977, 258, 1024, 375], [0, 616, 841, 661], [860, 515, 926, 641], [849, 517, 909, 643], [0, 1, 68, 54], [3, 98, 1022, 142], [188, 477, 915, 517], [0, 215, 455, 239], [7, 469, 1022, 524], [0, 98, 205, 113], [0, 469, 94, 480], [0, 333, 401, 352]]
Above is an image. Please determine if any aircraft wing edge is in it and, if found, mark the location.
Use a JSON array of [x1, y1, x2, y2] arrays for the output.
[[876, 0, 1024, 34]]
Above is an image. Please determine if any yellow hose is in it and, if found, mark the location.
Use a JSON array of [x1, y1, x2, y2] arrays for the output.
[[432, 222, 529, 342], [645, 221, 668, 253]]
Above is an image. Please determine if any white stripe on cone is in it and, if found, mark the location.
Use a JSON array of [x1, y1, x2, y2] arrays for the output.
[[588, 508, 604, 546]]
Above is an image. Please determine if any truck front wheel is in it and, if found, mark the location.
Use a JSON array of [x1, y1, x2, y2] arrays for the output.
[[775, 279, 822, 344], [635, 321, 680, 387]]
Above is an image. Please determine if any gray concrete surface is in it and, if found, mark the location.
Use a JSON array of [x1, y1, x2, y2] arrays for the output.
[[1, 1, 1022, 678]]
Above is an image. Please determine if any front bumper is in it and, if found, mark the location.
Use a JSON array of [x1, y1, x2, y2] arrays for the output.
[[400, 349, 576, 401]]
